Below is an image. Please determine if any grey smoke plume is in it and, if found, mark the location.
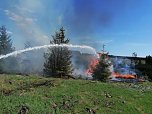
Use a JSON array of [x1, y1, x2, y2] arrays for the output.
[[111, 57, 136, 75]]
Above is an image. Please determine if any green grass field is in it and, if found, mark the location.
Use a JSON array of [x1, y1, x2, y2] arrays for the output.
[[0, 74, 152, 114]]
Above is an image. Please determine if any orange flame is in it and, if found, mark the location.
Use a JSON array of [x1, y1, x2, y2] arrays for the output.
[[85, 53, 103, 75], [112, 72, 135, 79], [85, 58, 99, 75]]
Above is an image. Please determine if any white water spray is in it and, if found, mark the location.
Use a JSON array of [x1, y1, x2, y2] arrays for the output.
[[0, 44, 98, 60]]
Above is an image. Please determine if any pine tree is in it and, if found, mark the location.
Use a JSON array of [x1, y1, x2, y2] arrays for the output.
[[0, 26, 17, 73], [92, 54, 111, 81], [43, 27, 73, 78], [0, 26, 14, 54]]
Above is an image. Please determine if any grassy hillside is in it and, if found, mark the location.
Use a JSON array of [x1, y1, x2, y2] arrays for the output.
[[0, 74, 152, 114]]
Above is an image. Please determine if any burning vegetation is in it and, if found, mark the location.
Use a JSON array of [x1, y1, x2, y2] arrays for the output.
[[81, 52, 146, 82], [112, 72, 135, 79]]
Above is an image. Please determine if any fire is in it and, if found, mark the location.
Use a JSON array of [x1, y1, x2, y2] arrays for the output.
[[85, 53, 103, 75], [112, 72, 136, 79], [85, 58, 99, 75], [85, 53, 136, 80]]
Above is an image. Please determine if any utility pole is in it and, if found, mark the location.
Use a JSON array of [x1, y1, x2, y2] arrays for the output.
[[102, 44, 106, 54], [132, 52, 137, 79]]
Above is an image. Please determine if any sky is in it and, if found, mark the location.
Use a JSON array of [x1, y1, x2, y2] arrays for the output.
[[0, 0, 152, 57]]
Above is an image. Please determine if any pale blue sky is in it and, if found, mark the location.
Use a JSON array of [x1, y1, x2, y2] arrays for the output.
[[0, 0, 152, 57]]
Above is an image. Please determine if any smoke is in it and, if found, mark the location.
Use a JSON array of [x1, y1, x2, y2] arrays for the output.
[[19, 49, 45, 75], [71, 51, 94, 78], [111, 57, 136, 75]]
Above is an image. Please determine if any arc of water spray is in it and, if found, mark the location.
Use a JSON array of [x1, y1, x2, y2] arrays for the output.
[[0, 44, 98, 60]]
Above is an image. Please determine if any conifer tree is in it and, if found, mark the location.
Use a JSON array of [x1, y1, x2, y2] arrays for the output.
[[0, 26, 18, 73], [92, 54, 111, 81], [0, 26, 14, 54], [43, 27, 73, 78]]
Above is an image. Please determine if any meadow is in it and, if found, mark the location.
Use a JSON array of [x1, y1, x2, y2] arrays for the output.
[[0, 74, 152, 114]]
